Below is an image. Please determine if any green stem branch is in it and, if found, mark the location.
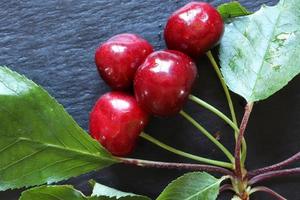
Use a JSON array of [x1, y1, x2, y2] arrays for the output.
[[188, 95, 239, 132], [206, 51, 247, 165], [179, 110, 235, 163], [140, 132, 233, 169], [206, 51, 238, 134]]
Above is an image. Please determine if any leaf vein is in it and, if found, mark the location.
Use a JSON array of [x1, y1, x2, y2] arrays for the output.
[[0, 146, 48, 173], [0, 139, 21, 154], [9, 157, 74, 182], [184, 180, 220, 200]]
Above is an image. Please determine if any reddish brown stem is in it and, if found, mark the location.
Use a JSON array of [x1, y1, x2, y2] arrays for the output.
[[249, 167, 300, 185], [118, 157, 234, 176], [220, 184, 234, 193], [248, 152, 300, 178], [251, 186, 287, 200], [235, 102, 254, 179]]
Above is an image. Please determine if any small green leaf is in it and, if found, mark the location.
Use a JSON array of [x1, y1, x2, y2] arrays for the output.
[[156, 172, 225, 200], [220, 0, 300, 102], [19, 184, 151, 200], [0, 66, 118, 191], [217, 1, 251, 20], [19, 185, 89, 200], [92, 181, 151, 200]]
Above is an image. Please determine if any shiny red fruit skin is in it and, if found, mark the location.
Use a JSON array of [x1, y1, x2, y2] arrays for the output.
[[89, 91, 149, 156], [164, 2, 224, 58], [95, 33, 153, 90], [134, 50, 197, 117]]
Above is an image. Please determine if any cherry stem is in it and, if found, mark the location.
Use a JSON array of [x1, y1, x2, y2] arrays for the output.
[[179, 110, 235, 163], [248, 151, 300, 178], [188, 95, 239, 132], [118, 157, 234, 176], [250, 186, 287, 200], [235, 102, 254, 180], [206, 51, 247, 164], [249, 167, 300, 185], [140, 132, 233, 169], [206, 51, 238, 134]]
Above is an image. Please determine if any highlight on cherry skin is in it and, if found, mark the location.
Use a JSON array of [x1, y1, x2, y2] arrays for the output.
[[134, 50, 198, 117], [89, 91, 149, 156], [95, 33, 154, 90], [164, 2, 224, 58]]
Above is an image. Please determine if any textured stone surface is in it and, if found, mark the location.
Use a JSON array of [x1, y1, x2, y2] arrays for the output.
[[1, 0, 299, 199]]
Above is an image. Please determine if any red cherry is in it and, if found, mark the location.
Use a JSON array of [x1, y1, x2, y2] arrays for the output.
[[95, 33, 153, 90], [89, 91, 149, 156], [134, 50, 197, 117], [164, 2, 224, 58]]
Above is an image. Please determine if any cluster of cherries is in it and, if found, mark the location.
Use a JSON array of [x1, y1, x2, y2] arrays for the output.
[[89, 2, 224, 156]]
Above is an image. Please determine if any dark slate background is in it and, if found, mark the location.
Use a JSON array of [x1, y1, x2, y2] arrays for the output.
[[0, 0, 299, 199]]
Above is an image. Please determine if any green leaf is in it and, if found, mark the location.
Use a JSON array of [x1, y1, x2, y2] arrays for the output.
[[19, 185, 89, 200], [92, 181, 151, 200], [19, 184, 151, 200], [217, 1, 251, 20], [0, 66, 118, 191], [156, 172, 225, 200], [220, 0, 300, 102]]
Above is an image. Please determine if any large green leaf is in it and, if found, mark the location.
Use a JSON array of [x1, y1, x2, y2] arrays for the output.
[[156, 172, 225, 200], [217, 1, 251, 20], [220, 0, 300, 102], [0, 66, 118, 191], [19, 184, 151, 200]]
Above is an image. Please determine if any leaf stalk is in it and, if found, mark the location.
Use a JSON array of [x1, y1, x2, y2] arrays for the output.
[[249, 167, 300, 185], [248, 151, 300, 178], [118, 157, 234, 176], [234, 102, 253, 180], [249, 186, 287, 200]]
